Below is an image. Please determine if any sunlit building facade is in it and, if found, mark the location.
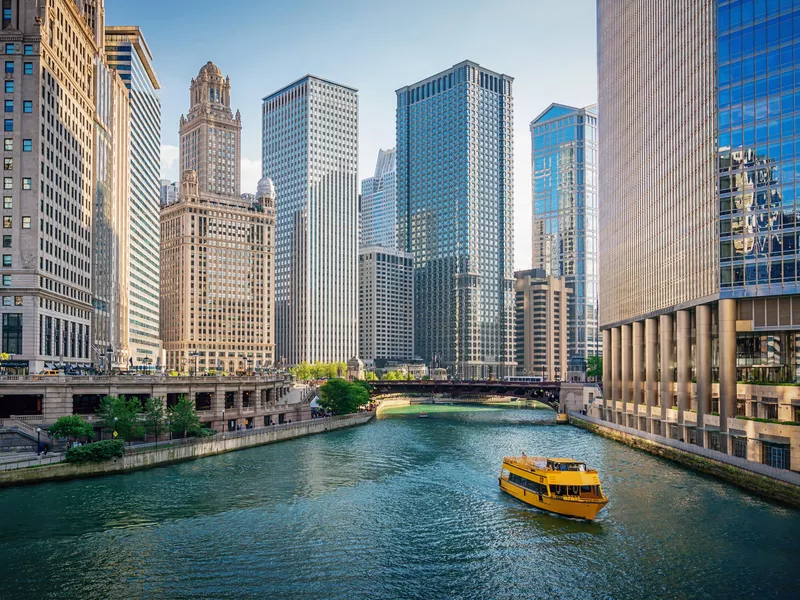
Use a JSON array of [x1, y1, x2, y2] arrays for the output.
[[531, 103, 599, 363], [263, 76, 359, 366], [105, 26, 162, 370], [360, 148, 396, 249], [599, 0, 800, 469], [396, 60, 516, 379]]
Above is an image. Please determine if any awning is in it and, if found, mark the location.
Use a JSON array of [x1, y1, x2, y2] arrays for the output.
[[759, 433, 791, 445], [729, 429, 748, 438], [758, 398, 778, 404], [703, 425, 720, 432]]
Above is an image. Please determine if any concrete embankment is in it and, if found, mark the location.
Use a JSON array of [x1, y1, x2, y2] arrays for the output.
[[0, 412, 374, 488], [570, 413, 800, 508]]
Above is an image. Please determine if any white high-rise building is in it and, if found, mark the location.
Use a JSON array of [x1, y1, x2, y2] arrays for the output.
[[262, 76, 359, 366], [360, 148, 396, 249]]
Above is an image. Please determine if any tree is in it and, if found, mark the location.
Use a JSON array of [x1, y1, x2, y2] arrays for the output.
[[318, 379, 369, 415], [48, 415, 95, 443], [169, 394, 200, 439], [383, 370, 404, 381], [143, 397, 168, 444], [291, 361, 312, 381], [96, 395, 143, 444], [364, 371, 378, 381], [587, 356, 603, 381]]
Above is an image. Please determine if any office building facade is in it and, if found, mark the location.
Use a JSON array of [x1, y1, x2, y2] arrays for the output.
[[263, 75, 358, 366], [162, 62, 274, 374], [599, 0, 800, 469], [0, 1, 104, 374], [160, 179, 179, 207], [530, 103, 599, 362], [358, 247, 414, 363], [396, 60, 515, 378], [514, 269, 570, 382], [360, 148, 396, 249], [105, 26, 162, 370]]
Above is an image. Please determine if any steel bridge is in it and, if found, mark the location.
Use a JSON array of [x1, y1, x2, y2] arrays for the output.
[[370, 380, 562, 411]]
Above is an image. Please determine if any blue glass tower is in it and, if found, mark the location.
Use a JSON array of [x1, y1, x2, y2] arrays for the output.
[[396, 60, 515, 378], [531, 103, 599, 363]]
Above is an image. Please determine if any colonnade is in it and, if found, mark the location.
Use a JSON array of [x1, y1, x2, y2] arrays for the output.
[[601, 299, 738, 451]]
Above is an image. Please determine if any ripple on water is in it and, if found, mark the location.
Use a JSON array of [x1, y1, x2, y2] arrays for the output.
[[0, 407, 799, 600]]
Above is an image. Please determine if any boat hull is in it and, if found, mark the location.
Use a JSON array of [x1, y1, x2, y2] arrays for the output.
[[499, 478, 607, 520]]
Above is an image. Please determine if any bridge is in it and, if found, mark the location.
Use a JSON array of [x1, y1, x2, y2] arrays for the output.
[[370, 380, 562, 411]]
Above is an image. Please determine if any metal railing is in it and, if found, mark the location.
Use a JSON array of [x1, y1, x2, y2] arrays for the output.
[[0, 452, 64, 471]]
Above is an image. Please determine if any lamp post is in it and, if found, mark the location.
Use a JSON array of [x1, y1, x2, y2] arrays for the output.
[[113, 416, 118, 439], [168, 419, 172, 441], [222, 408, 225, 434], [189, 351, 199, 376], [36, 427, 41, 454]]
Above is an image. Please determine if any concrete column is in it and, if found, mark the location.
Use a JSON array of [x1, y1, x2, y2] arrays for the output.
[[696, 304, 712, 440], [719, 299, 738, 452], [602, 329, 611, 412], [659, 313, 673, 424], [676, 310, 691, 427], [632, 321, 644, 417], [611, 327, 621, 407], [645, 318, 658, 423], [621, 324, 632, 411]]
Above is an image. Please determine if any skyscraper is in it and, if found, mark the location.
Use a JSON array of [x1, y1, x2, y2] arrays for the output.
[[0, 1, 103, 373], [159, 179, 179, 207], [104, 26, 162, 370], [360, 148, 396, 249], [396, 60, 515, 379], [162, 62, 274, 375], [599, 0, 800, 463], [530, 103, 599, 362], [263, 76, 359, 366]]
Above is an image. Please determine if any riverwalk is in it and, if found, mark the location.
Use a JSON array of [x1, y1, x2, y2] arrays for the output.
[[0, 412, 374, 487]]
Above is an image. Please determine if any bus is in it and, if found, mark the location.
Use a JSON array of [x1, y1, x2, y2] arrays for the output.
[[503, 375, 544, 383]]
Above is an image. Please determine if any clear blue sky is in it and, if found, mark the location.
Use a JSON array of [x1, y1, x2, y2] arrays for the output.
[[105, 0, 597, 270]]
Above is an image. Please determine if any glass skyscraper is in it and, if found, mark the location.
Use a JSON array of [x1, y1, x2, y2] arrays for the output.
[[105, 26, 162, 370], [360, 148, 396, 249], [599, 0, 800, 461], [263, 76, 359, 366], [396, 60, 515, 379], [530, 103, 599, 362]]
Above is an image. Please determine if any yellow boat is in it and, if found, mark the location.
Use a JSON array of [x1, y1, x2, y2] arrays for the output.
[[499, 455, 608, 520]]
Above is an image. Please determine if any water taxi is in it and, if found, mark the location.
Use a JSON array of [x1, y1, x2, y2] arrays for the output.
[[418, 413, 429, 418], [499, 456, 608, 520]]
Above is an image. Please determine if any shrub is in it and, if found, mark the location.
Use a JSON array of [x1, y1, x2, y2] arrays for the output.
[[190, 427, 216, 438], [65, 440, 125, 463]]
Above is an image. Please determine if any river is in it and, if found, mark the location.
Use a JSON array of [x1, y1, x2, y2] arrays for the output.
[[0, 404, 798, 599]]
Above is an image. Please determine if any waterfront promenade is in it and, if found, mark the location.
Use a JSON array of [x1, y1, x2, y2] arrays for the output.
[[0, 412, 374, 486]]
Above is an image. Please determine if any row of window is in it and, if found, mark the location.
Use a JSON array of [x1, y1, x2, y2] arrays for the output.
[[4, 62, 33, 75], [3, 43, 33, 55]]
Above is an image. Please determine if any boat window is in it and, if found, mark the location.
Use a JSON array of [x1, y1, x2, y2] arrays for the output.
[[508, 472, 548, 495]]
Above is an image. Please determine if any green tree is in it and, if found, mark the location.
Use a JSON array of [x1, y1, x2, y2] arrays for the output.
[[169, 394, 200, 439], [291, 360, 313, 381], [96, 395, 144, 443], [587, 355, 603, 380], [143, 397, 168, 444], [383, 370, 404, 381], [318, 379, 369, 415], [364, 371, 378, 381], [48, 414, 95, 443]]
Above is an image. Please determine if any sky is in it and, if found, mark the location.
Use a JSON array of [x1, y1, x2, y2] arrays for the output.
[[105, 0, 597, 271]]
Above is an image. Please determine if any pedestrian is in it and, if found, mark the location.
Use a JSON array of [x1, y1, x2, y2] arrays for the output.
[[43, 444, 49, 456]]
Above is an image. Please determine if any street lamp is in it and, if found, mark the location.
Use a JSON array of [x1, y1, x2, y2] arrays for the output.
[[36, 427, 41, 454], [188, 351, 199, 376], [168, 419, 172, 441], [221, 408, 225, 434], [113, 416, 118, 439]]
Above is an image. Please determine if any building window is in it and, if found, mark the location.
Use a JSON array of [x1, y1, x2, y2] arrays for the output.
[[2, 215, 9, 227], [22, 139, 29, 152], [21, 216, 30, 228], [14, 296, 21, 306], [2, 255, 10, 267], [3, 119, 11, 132], [2, 312, 21, 354], [4, 81, 11, 93], [1, 295, 8, 305], [3, 158, 10, 170], [4, 61, 12, 73], [2, 274, 9, 285], [3, 43, 11, 54], [733, 437, 748, 459], [3, 176, 11, 189], [3, 139, 10, 151], [2, 8, 10, 27], [2, 235, 9, 247], [4, 99, 11, 112], [22, 100, 30, 113], [3, 196, 9, 209], [762, 442, 790, 470], [23, 45, 32, 56], [22, 63, 31, 75], [21, 177, 30, 189]]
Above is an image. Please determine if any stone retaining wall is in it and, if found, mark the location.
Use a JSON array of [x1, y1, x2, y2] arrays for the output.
[[570, 413, 800, 508], [0, 412, 374, 487]]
